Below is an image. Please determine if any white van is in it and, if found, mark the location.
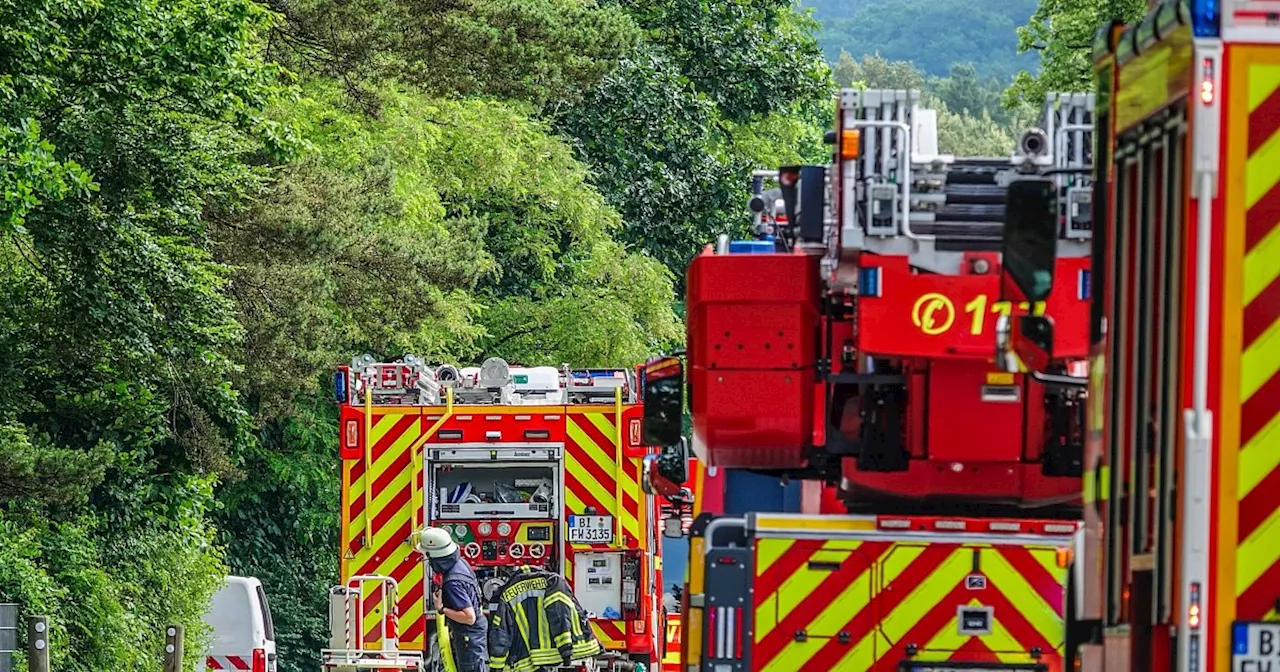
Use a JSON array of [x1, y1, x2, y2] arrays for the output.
[[203, 576, 278, 672]]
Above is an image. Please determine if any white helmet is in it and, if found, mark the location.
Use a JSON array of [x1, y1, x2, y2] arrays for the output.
[[415, 527, 458, 558]]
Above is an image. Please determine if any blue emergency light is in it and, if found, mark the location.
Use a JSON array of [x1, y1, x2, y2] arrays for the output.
[[334, 370, 347, 403], [1190, 0, 1221, 37], [858, 266, 882, 297], [728, 240, 775, 254]]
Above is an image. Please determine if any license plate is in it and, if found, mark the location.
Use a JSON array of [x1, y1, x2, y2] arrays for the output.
[[1234, 621, 1280, 671], [567, 515, 613, 544]]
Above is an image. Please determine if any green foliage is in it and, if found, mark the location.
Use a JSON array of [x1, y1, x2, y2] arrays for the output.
[[266, 0, 641, 109], [215, 397, 339, 671], [1005, 0, 1146, 106], [215, 79, 681, 416], [833, 53, 1036, 156], [0, 0, 284, 667], [555, 1, 833, 278], [805, 0, 1039, 79]]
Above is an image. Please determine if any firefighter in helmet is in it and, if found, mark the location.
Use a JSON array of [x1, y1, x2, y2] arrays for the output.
[[418, 526, 489, 672]]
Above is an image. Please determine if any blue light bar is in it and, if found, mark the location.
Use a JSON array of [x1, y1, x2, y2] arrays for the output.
[[858, 267, 882, 297], [727, 240, 775, 254], [1079, 269, 1091, 300], [1190, 0, 1221, 37], [334, 370, 347, 403]]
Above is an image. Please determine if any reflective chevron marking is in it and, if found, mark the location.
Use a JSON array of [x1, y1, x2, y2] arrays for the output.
[[1237, 58, 1280, 622]]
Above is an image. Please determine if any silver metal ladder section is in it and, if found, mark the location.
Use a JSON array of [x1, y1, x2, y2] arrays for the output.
[[843, 89, 1095, 251]]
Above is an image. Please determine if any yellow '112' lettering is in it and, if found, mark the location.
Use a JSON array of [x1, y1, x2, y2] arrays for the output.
[[962, 295, 1047, 335]]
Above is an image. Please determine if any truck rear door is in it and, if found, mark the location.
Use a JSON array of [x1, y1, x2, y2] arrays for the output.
[[873, 540, 1066, 668]]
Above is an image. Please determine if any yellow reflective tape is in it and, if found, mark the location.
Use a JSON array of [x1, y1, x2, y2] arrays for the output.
[[1237, 506, 1280, 597], [1242, 309, 1280, 399], [916, 601, 1034, 662], [1239, 411, 1280, 499], [1248, 62, 1280, 110], [761, 553, 874, 662], [981, 549, 1066, 649], [1082, 465, 1112, 504], [753, 514, 877, 533], [754, 538, 799, 579], [565, 423, 626, 516], [987, 372, 1015, 386], [877, 550, 973, 641], [1247, 127, 1280, 208]]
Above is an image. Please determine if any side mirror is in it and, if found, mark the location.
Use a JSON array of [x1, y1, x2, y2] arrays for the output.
[[663, 517, 684, 538], [1011, 315, 1055, 373], [642, 438, 690, 497], [642, 356, 684, 447], [778, 165, 825, 243], [1001, 178, 1059, 303]]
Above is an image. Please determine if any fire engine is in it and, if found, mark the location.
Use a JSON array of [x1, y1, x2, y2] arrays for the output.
[[638, 89, 1100, 671], [681, 88, 1095, 512], [995, 1, 1280, 670], [322, 355, 667, 671]]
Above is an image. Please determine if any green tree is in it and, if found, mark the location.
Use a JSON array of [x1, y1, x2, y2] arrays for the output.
[[265, 0, 640, 110], [0, 0, 289, 667], [1005, 0, 1146, 106], [832, 51, 926, 90], [555, 1, 833, 277], [807, 0, 1039, 79]]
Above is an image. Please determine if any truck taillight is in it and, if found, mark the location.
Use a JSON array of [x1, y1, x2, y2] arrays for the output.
[[708, 606, 744, 660], [252, 648, 266, 672], [1188, 582, 1202, 630], [622, 551, 641, 620]]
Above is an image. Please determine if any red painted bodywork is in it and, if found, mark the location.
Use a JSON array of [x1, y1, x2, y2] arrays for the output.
[[685, 249, 822, 469], [685, 242, 1090, 508]]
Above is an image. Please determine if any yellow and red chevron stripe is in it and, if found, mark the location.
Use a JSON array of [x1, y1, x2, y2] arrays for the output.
[[662, 614, 682, 672], [564, 410, 643, 547], [591, 619, 627, 651], [563, 409, 643, 653], [750, 538, 1067, 671], [341, 409, 427, 649], [1235, 51, 1280, 623]]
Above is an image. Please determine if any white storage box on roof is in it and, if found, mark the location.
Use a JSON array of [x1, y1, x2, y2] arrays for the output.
[[510, 366, 561, 394]]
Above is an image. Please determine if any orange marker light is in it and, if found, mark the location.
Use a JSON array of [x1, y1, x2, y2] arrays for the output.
[[840, 129, 860, 160]]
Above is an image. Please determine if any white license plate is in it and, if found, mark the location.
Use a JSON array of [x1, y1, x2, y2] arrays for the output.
[[1234, 621, 1280, 671], [567, 515, 613, 544]]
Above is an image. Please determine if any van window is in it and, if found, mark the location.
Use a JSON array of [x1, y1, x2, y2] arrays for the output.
[[255, 584, 276, 641]]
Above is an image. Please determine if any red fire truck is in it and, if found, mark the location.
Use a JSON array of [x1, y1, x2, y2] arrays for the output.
[[683, 89, 1095, 513], [639, 89, 1098, 670], [322, 355, 666, 671], [996, 3, 1280, 670]]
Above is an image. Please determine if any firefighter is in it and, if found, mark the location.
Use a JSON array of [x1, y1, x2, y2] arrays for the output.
[[418, 527, 489, 672]]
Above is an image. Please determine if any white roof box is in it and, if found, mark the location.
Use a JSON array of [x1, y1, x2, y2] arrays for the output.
[[510, 367, 561, 392]]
